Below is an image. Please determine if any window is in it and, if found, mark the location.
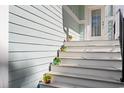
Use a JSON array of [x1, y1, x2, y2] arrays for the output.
[[91, 9, 101, 36]]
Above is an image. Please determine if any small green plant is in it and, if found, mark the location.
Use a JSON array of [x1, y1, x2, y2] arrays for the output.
[[43, 73, 52, 84], [60, 45, 67, 52], [53, 57, 61, 65], [68, 35, 73, 41]]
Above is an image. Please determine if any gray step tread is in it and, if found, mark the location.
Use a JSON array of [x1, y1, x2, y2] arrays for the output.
[[65, 40, 119, 42], [52, 64, 122, 71], [66, 49, 120, 53], [64, 44, 119, 47], [49, 72, 124, 85], [64, 40, 119, 46], [60, 57, 122, 61], [66, 45, 120, 47], [60, 51, 120, 53], [65, 45, 120, 47]]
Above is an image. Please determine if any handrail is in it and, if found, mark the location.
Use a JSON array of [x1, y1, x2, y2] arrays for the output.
[[63, 26, 69, 41], [118, 9, 124, 82]]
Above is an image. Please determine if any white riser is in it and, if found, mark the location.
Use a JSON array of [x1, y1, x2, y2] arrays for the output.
[[52, 75, 124, 88], [59, 52, 121, 60], [64, 40, 119, 47], [51, 66, 121, 80], [61, 58, 122, 69], [66, 46, 120, 52]]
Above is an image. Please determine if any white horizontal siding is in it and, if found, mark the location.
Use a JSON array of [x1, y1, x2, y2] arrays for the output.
[[32, 5, 62, 24], [9, 71, 47, 88], [9, 63, 50, 81], [42, 5, 62, 20], [9, 6, 63, 32], [9, 52, 57, 61], [9, 57, 54, 71], [9, 5, 65, 88], [9, 33, 63, 46], [9, 23, 64, 40], [9, 13, 64, 36], [9, 43, 60, 51]]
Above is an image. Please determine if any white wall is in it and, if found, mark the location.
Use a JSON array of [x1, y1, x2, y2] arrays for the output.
[[0, 5, 8, 88], [9, 5, 65, 88], [63, 7, 80, 33], [114, 5, 124, 40], [63, 6, 82, 41]]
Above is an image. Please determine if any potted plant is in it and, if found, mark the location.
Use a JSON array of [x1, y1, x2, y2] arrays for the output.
[[43, 73, 52, 84], [53, 57, 61, 65], [68, 35, 73, 41], [60, 45, 67, 52]]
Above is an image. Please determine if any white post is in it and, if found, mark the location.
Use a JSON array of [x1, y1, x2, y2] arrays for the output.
[[0, 5, 8, 88], [115, 10, 120, 40]]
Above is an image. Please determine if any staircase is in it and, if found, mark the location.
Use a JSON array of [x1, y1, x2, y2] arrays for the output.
[[40, 40, 124, 88]]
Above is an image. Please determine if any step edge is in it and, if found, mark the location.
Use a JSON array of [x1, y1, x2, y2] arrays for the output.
[[39, 83, 59, 88], [60, 57, 122, 61], [64, 40, 119, 42], [66, 45, 120, 47], [52, 65, 122, 72], [50, 72, 124, 85], [39, 82, 92, 88], [59, 51, 121, 53]]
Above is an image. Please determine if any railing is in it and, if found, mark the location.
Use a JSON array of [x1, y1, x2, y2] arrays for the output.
[[63, 26, 69, 41], [116, 9, 124, 82], [119, 9, 124, 82]]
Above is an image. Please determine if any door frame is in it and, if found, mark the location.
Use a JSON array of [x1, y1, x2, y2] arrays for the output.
[[87, 6, 106, 40]]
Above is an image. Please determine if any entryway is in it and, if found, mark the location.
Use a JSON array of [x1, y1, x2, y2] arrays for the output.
[[86, 5, 107, 40]]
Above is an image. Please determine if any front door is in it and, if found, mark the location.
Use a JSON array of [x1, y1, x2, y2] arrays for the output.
[[91, 9, 101, 37], [88, 6, 105, 40]]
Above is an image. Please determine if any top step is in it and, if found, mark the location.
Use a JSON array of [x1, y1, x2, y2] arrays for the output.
[[64, 40, 120, 47]]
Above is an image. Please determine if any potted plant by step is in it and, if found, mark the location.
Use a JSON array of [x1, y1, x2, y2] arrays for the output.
[[68, 35, 73, 41], [60, 45, 67, 52], [53, 57, 61, 65], [43, 73, 52, 84]]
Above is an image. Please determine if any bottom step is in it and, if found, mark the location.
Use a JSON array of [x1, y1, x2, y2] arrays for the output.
[[50, 72, 124, 88], [38, 82, 91, 88]]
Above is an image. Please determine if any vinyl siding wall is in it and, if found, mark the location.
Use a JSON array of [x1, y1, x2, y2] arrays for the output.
[[9, 5, 65, 88]]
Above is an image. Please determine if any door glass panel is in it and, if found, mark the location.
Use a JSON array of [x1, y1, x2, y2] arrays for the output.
[[91, 9, 101, 36]]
